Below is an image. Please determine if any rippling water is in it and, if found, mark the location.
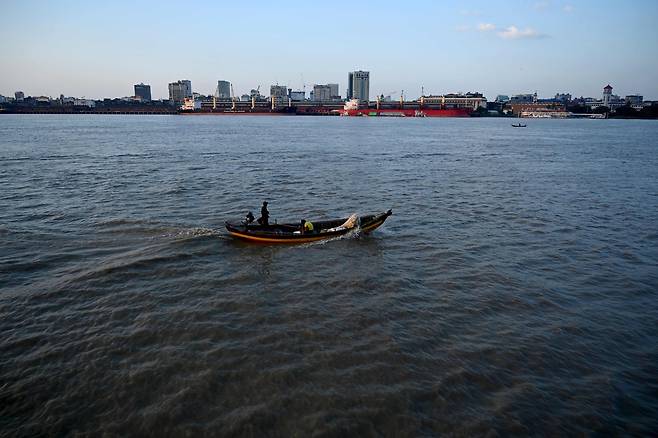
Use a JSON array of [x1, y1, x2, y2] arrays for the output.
[[1, 115, 657, 436]]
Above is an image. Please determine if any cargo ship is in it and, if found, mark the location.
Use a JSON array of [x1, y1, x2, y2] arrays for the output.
[[176, 97, 473, 117], [340, 99, 471, 117]]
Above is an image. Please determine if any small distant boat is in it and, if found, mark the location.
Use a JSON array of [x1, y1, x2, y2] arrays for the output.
[[225, 210, 392, 243], [511, 123, 527, 127]]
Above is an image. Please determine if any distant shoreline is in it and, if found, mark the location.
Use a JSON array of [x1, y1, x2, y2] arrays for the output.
[[2, 111, 657, 119]]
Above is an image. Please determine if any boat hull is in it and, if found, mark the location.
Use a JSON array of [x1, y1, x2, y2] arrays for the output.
[[342, 108, 471, 117], [225, 210, 392, 244]]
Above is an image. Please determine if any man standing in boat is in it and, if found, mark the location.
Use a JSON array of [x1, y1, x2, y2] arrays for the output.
[[258, 201, 269, 226]]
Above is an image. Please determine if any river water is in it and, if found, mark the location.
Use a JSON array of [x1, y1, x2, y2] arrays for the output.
[[1, 115, 657, 436]]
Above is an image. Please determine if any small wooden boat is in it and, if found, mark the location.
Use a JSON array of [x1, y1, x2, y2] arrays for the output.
[[225, 210, 392, 243], [511, 123, 527, 127]]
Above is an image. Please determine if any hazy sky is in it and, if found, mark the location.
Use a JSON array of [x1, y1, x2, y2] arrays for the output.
[[1, 0, 657, 100]]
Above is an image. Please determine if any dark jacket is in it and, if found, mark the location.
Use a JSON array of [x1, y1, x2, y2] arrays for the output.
[[260, 204, 269, 224]]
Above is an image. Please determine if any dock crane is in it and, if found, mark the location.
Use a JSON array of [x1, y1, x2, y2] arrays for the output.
[[376, 91, 398, 110], [251, 85, 261, 110]]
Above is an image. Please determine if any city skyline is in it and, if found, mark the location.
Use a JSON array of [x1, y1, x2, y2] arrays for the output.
[[1, 0, 657, 100]]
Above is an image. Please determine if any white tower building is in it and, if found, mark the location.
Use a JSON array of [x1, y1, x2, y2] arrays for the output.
[[603, 84, 613, 107]]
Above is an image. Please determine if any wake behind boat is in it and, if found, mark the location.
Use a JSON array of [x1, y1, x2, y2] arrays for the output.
[[225, 210, 392, 243]]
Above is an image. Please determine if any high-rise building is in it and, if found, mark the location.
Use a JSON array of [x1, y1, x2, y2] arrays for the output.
[[168, 80, 192, 106], [270, 85, 288, 104], [134, 83, 151, 102], [15, 91, 24, 101], [347, 72, 353, 99], [328, 83, 339, 99], [311, 83, 339, 101], [312, 84, 332, 101], [348, 71, 369, 102], [216, 80, 231, 99]]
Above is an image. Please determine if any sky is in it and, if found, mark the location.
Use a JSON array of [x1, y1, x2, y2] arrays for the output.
[[1, 0, 657, 100]]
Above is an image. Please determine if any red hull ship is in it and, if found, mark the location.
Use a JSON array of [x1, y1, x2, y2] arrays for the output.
[[341, 108, 471, 117], [340, 99, 471, 117]]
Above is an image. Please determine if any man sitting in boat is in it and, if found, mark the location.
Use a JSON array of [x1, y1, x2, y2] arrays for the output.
[[257, 201, 269, 226], [300, 219, 314, 234], [244, 211, 255, 226]]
